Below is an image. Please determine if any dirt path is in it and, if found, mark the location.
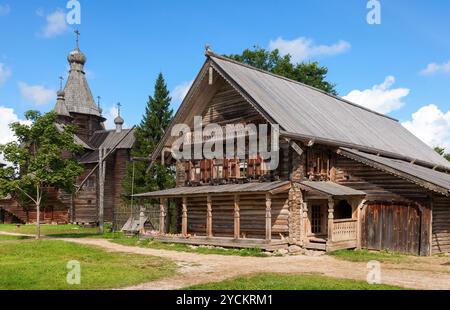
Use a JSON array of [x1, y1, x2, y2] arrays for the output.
[[58, 238, 450, 290], [2, 231, 448, 290]]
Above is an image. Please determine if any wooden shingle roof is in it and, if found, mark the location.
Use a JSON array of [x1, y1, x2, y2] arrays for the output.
[[134, 181, 291, 198], [338, 148, 450, 196], [63, 48, 103, 117], [209, 54, 450, 170]]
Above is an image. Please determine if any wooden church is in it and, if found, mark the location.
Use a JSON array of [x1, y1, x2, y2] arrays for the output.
[[135, 49, 450, 256], [0, 37, 135, 225]]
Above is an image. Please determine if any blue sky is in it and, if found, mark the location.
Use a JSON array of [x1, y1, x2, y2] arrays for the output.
[[0, 0, 449, 150]]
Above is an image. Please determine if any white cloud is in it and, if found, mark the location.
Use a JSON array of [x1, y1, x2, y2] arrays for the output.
[[39, 9, 68, 38], [268, 37, 351, 63], [18, 82, 55, 106], [420, 61, 450, 76], [0, 4, 10, 16], [172, 80, 193, 105], [343, 76, 410, 114], [0, 106, 31, 164], [104, 106, 118, 130], [402, 104, 450, 151], [0, 63, 11, 85]]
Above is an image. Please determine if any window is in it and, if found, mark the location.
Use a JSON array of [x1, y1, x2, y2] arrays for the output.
[[85, 176, 95, 189], [334, 200, 353, 219], [311, 205, 322, 234]]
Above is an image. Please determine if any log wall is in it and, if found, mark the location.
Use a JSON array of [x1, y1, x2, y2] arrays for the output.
[[184, 192, 289, 240], [334, 154, 434, 255], [432, 195, 450, 253]]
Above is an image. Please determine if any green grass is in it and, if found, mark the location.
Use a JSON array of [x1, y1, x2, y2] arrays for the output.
[[0, 234, 32, 241], [112, 236, 269, 257], [0, 239, 176, 290], [0, 224, 100, 237], [328, 249, 407, 263], [186, 273, 406, 290]]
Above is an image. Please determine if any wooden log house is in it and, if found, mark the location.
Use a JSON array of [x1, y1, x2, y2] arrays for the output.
[[135, 50, 450, 256]]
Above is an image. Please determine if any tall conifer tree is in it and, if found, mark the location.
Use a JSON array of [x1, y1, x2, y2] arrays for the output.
[[123, 73, 174, 199]]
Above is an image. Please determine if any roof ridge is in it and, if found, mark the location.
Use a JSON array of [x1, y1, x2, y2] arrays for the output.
[[207, 52, 399, 122]]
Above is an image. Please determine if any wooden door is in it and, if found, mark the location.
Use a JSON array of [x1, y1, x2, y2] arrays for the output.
[[361, 203, 421, 255], [309, 203, 327, 237]]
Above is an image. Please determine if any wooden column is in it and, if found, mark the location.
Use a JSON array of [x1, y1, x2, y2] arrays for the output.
[[139, 206, 146, 235], [327, 198, 335, 243], [182, 197, 188, 237], [356, 199, 367, 249], [206, 195, 213, 238], [298, 191, 305, 245], [265, 193, 272, 241], [159, 198, 168, 234], [234, 194, 240, 239], [98, 147, 106, 233], [302, 200, 309, 244]]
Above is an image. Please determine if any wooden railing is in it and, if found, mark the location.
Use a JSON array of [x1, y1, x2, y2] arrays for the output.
[[331, 219, 357, 242]]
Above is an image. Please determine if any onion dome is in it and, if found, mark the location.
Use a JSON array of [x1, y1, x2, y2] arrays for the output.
[[67, 48, 87, 65], [114, 115, 124, 125]]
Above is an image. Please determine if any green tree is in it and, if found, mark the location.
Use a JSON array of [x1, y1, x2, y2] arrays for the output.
[[434, 146, 450, 162], [123, 73, 175, 198], [225, 46, 338, 95], [0, 111, 84, 239]]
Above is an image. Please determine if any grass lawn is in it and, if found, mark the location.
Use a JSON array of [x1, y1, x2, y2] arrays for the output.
[[112, 236, 269, 257], [328, 249, 407, 263], [0, 239, 176, 290], [0, 224, 101, 237], [0, 234, 32, 241], [186, 273, 406, 290], [0, 224, 125, 239], [0, 224, 268, 257]]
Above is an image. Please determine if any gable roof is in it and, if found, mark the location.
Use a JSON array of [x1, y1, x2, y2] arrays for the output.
[[209, 54, 450, 170], [79, 129, 136, 164], [338, 148, 450, 196]]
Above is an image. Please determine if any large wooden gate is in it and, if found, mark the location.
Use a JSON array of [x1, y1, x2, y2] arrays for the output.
[[361, 203, 421, 255]]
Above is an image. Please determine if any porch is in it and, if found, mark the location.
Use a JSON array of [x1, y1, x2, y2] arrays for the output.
[[134, 181, 292, 250], [298, 181, 366, 252], [133, 180, 366, 252]]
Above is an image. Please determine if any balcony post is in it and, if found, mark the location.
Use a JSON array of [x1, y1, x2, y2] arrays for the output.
[[182, 197, 188, 237], [234, 194, 240, 239], [206, 194, 213, 237], [265, 193, 272, 241], [328, 198, 335, 243]]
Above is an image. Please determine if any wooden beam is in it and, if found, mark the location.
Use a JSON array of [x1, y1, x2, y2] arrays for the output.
[[182, 197, 188, 237], [269, 183, 292, 195], [139, 206, 146, 235], [159, 198, 168, 234], [302, 200, 309, 244], [206, 194, 213, 237], [98, 147, 106, 233], [356, 199, 367, 249], [298, 191, 305, 245], [265, 193, 272, 241], [327, 198, 335, 243], [209, 66, 214, 85], [234, 194, 240, 239]]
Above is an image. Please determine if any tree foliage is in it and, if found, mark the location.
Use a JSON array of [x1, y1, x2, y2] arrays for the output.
[[434, 146, 450, 162], [0, 111, 84, 238], [123, 73, 175, 199], [225, 46, 338, 95]]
